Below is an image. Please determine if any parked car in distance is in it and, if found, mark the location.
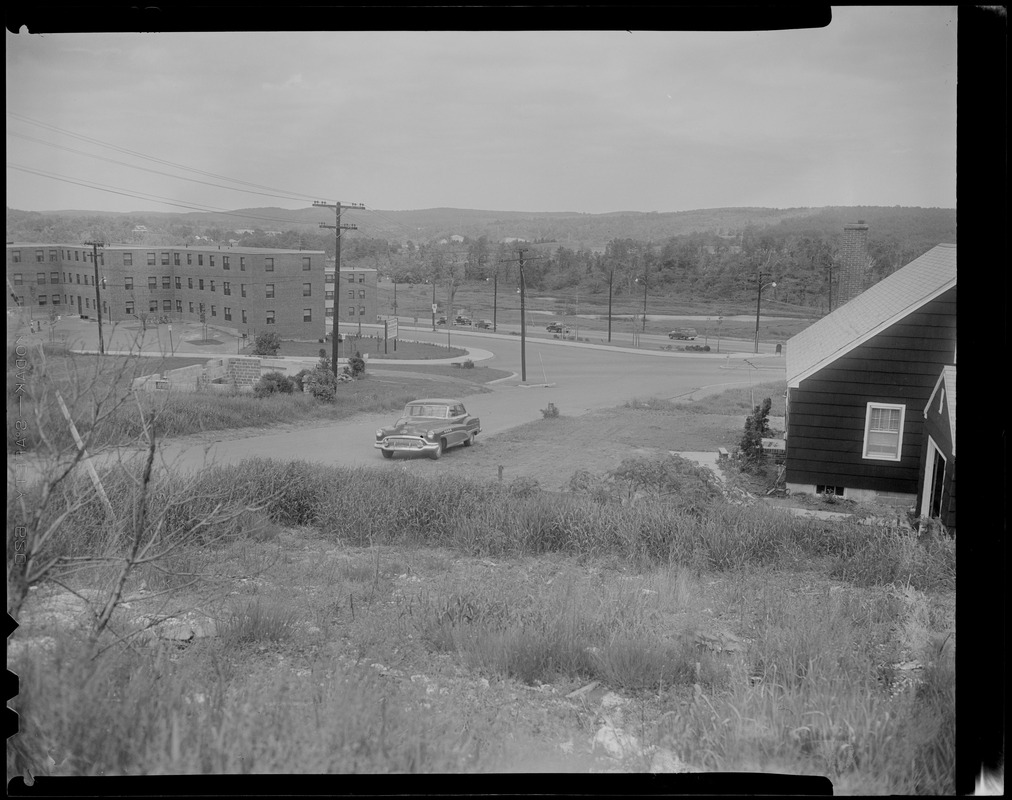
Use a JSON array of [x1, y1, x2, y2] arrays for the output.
[[475, 319, 493, 329], [453, 315, 473, 326], [546, 321, 564, 333], [375, 398, 481, 460], [436, 316, 447, 325], [668, 328, 698, 340]]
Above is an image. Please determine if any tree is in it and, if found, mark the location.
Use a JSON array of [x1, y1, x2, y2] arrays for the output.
[[252, 331, 282, 356], [737, 397, 772, 473]]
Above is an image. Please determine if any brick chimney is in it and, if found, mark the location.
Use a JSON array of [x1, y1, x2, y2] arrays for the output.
[[837, 221, 870, 306]]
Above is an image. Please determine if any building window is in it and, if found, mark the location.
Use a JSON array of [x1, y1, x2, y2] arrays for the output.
[[358, 274, 365, 283], [35, 250, 45, 262], [125, 276, 133, 290], [187, 253, 193, 265], [863, 403, 906, 461], [148, 277, 157, 290], [209, 255, 215, 267], [174, 253, 180, 266], [359, 305, 366, 316], [303, 308, 312, 322], [188, 277, 194, 289], [198, 255, 204, 266], [266, 310, 275, 325], [189, 302, 195, 313], [815, 485, 845, 497], [147, 252, 156, 266], [223, 282, 230, 296], [199, 279, 205, 290], [266, 284, 275, 299], [347, 274, 355, 283], [12, 273, 23, 285], [210, 305, 216, 317], [52, 296, 61, 306], [199, 302, 205, 314], [347, 289, 355, 299], [74, 251, 80, 261], [162, 276, 171, 289], [76, 274, 81, 284], [49, 250, 58, 262], [163, 299, 172, 312], [240, 257, 246, 271], [241, 284, 247, 298], [175, 277, 182, 290], [224, 307, 231, 321], [241, 309, 248, 324], [50, 272, 59, 283], [358, 289, 366, 299], [348, 306, 356, 317], [37, 273, 46, 284], [223, 256, 230, 270], [12, 251, 21, 263], [325, 290, 334, 300], [149, 300, 159, 312], [123, 252, 133, 266], [265, 258, 274, 272], [302, 256, 311, 271], [325, 272, 334, 285], [161, 252, 170, 265], [325, 307, 334, 317], [175, 300, 182, 313], [210, 280, 216, 292], [38, 295, 47, 306], [303, 283, 312, 297]]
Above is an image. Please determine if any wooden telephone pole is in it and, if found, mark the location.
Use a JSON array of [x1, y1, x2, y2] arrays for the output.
[[84, 241, 105, 354], [499, 247, 545, 383], [314, 201, 365, 376]]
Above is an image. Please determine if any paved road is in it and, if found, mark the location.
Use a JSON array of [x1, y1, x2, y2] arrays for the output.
[[146, 329, 784, 474]]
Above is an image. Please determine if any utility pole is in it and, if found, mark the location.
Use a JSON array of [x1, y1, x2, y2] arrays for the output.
[[499, 247, 545, 383], [85, 241, 105, 354], [315, 201, 365, 376], [607, 268, 613, 342], [751, 270, 776, 354]]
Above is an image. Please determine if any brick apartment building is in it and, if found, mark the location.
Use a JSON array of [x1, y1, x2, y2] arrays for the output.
[[6, 243, 326, 340], [324, 263, 378, 333]]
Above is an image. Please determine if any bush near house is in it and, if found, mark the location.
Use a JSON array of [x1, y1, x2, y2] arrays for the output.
[[252, 331, 282, 356]]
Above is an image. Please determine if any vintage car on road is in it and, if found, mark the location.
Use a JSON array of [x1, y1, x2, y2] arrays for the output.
[[546, 321, 564, 333], [453, 315, 473, 326], [375, 398, 481, 459], [668, 328, 698, 340], [475, 319, 493, 329]]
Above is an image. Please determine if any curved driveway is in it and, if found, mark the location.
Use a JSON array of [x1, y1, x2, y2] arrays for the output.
[[147, 328, 784, 474]]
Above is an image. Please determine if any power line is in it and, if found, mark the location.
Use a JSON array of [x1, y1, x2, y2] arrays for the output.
[[7, 131, 316, 205], [7, 110, 324, 202]]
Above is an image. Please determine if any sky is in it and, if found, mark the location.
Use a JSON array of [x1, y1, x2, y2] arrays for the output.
[[6, 8, 958, 218]]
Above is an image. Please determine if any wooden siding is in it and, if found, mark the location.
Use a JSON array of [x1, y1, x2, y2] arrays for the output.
[[785, 288, 956, 494], [917, 386, 956, 532]]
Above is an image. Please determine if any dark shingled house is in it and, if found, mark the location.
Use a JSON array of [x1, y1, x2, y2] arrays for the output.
[[784, 231, 956, 511]]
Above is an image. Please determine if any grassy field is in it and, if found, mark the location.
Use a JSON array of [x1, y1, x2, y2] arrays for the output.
[[9, 381, 954, 789], [253, 336, 467, 361]]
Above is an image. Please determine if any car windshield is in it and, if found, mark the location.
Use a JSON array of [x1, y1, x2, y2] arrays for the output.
[[405, 404, 450, 419]]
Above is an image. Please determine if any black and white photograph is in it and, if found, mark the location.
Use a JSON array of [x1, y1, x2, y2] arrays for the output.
[[6, 6, 996, 795]]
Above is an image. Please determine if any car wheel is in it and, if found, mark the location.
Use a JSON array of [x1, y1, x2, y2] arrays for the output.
[[463, 432, 475, 447], [381, 449, 393, 459], [430, 440, 444, 460]]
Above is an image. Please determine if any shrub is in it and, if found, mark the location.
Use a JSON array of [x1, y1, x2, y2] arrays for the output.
[[305, 367, 338, 402], [737, 397, 771, 473], [540, 403, 560, 419], [347, 352, 366, 378], [251, 331, 282, 356], [253, 371, 294, 398]]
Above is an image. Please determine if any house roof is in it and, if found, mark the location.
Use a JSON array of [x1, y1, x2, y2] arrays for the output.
[[786, 243, 956, 387], [925, 365, 956, 456]]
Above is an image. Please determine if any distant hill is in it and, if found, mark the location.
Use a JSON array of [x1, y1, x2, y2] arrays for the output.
[[6, 204, 955, 253]]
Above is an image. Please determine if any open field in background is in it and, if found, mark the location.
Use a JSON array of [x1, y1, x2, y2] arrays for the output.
[[375, 281, 817, 344], [9, 376, 954, 789]]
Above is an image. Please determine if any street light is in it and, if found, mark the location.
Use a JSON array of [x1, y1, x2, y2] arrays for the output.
[[754, 280, 777, 354], [635, 275, 648, 332]]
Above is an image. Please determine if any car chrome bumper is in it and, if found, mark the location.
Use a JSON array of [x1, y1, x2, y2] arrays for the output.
[[375, 438, 439, 452]]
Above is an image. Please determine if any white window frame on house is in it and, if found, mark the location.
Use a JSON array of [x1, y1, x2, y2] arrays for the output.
[[862, 402, 906, 461]]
